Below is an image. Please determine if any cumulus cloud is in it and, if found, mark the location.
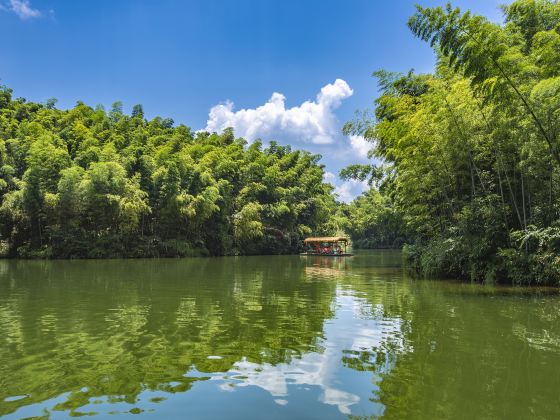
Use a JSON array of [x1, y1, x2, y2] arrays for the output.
[[204, 79, 372, 202], [205, 79, 353, 144], [348, 135, 371, 159], [323, 171, 337, 184], [334, 179, 369, 203], [1, 0, 41, 19]]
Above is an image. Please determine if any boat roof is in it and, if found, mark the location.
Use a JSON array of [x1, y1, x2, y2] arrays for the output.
[[304, 236, 348, 243]]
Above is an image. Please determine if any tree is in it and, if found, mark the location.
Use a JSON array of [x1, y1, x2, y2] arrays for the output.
[[342, 0, 560, 284], [131, 104, 144, 119], [0, 83, 337, 258]]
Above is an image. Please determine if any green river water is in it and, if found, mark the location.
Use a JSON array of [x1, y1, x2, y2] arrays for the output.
[[1, 251, 559, 419]]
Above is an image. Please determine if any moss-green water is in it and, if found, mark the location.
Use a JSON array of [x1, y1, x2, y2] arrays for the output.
[[1, 251, 559, 419]]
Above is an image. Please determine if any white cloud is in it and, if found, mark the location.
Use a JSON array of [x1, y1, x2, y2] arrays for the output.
[[204, 79, 372, 202], [334, 179, 369, 203], [205, 79, 353, 145], [323, 171, 337, 184], [326, 171, 370, 203], [349, 135, 371, 159], [1, 0, 41, 19]]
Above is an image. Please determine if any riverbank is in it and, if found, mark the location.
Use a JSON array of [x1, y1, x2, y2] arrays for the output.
[[0, 231, 303, 259], [403, 238, 560, 287]]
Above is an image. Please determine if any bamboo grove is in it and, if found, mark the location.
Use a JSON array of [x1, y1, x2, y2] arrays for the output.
[[0, 92, 337, 258], [343, 0, 560, 284]]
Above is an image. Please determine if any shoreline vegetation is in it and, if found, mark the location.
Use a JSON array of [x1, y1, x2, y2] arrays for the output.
[[0, 90, 339, 259], [342, 0, 560, 286], [1, 1, 559, 286]]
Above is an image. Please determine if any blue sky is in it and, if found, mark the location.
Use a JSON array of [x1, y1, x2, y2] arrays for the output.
[[0, 0, 508, 201]]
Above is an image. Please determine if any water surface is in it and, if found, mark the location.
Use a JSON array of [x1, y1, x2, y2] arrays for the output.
[[1, 251, 559, 419]]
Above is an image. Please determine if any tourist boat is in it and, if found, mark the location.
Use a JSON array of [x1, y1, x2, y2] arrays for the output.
[[300, 236, 353, 256]]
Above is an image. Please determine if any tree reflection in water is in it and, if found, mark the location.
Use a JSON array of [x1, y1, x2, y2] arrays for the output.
[[1, 252, 560, 419]]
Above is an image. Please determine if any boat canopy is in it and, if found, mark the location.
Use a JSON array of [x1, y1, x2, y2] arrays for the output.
[[303, 236, 348, 244]]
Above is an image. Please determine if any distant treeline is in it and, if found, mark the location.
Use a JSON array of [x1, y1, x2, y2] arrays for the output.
[[0, 89, 338, 258], [337, 189, 407, 250], [342, 0, 560, 285]]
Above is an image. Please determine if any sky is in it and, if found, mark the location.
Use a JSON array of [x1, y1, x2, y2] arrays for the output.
[[0, 0, 509, 202]]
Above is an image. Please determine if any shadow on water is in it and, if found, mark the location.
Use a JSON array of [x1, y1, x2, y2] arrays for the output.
[[0, 251, 559, 419]]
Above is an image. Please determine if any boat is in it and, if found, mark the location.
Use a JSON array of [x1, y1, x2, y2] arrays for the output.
[[300, 236, 353, 256]]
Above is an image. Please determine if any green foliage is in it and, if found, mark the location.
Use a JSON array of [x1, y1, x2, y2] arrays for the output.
[[346, 0, 560, 285], [0, 92, 337, 258], [233, 202, 264, 244], [498, 226, 560, 285], [342, 188, 407, 249]]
